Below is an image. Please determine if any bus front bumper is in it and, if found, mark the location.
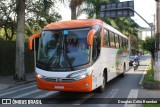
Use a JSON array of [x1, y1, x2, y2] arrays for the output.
[[36, 75, 92, 92]]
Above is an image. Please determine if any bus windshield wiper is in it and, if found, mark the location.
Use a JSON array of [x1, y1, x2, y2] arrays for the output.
[[45, 46, 61, 69], [45, 36, 74, 71], [62, 36, 74, 71], [63, 48, 74, 71]]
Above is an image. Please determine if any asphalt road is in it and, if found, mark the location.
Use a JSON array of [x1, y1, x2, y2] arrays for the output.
[[0, 54, 151, 107]]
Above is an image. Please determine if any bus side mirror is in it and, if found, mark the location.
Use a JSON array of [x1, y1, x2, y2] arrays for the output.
[[87, 29, 96, 46], [28, 33, 41, 51]]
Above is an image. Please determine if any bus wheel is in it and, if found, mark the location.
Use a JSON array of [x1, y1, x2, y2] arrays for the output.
[[97, 72, 106, 92], [120, 65, 126, 77]]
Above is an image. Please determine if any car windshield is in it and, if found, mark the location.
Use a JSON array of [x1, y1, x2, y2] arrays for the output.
[[37, 28, 90, 71]]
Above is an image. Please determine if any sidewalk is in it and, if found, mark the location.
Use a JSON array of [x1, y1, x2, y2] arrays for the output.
[[137, 54, 160, 107], [0, 72, 35, 91]]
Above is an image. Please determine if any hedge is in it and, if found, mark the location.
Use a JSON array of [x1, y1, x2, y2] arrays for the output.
[[0, 40, 34, 76]]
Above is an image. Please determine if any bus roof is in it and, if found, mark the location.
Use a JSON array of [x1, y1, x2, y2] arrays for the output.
[[103, 22, 128, 39], [44, 19, 103, 30], [44, 19, 127, 39]]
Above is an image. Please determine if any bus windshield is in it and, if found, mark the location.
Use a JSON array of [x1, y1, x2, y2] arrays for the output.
[[37, 28, 90, 71]]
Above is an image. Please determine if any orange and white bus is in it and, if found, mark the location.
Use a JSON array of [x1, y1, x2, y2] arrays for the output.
[[28, 19, 129, 92]]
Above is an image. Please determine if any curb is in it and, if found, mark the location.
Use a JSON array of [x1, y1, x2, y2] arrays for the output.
[[142, 81, 160, 89], [9, 79, 35, 87]]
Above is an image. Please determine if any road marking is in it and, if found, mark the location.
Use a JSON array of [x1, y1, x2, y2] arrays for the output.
[[139, 71, 147, 85], [12, 89, 41, 98], [104, 89, 119, 98], [73, 89, 119, 105], [0, 84, 36, 97], [0, 82, 36, 93], [35, 91, 56, 98], [139, 60, 151, 85], [124, 89, 139, 107], [72, 93, 95, 105]]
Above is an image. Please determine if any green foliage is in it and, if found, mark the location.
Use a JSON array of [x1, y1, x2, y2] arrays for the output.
[[0, 41, 34, 75], [130, 35, 138, 49], [77, 0, 119, 19], [143, 37, 155, 59], [0, 0, 62, 40], [25, 0, 62, 36], [76, 0, 138, 39], [138, 38, 145, 50], [144, 104, 160, 107], [143, 59, 155, 82], [0, 0, 16, 40]]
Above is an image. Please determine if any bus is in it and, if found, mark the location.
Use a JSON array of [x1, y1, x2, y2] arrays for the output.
[[28, 19, 129, 92]]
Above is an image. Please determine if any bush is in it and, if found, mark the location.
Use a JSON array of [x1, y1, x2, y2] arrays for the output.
[[0, 41, 34, 75], [142, 37, 155, 59]]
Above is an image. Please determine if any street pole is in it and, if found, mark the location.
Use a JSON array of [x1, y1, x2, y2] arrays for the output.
[[128, 33, 131, 55], [154, 14, 156, 35], [151, 26, 153, 37], [154, 0, 160, 81]]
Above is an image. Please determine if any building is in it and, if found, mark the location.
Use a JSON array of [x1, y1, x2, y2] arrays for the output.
[[137, 27, 154, 41]]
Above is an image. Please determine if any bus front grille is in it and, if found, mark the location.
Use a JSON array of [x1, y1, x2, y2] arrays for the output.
[[42, 78, 75, 82]]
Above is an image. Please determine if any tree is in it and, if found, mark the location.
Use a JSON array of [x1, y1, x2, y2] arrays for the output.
[[59, 0, 86, 20], [26, 0, 62, 36], [15, 0, 26, 80], [142, 37, 155, 59], [70, 0, 86, 19], [0, 0, 17, 40], [76, 0, 138, 37]]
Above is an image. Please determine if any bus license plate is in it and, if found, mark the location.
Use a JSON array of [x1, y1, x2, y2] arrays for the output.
[[55, 86, 64, 89]]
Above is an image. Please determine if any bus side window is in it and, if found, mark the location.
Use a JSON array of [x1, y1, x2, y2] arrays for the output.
[[119, 36, 123, 49], [92, 37, 98, 61], [122, 37, 126, 49], [92, 28, 101, 62], [126, 39, 128, 47], [115, 34, 119, 48], [104, 29, 109, 47], [118, 35, 120, 48], [92, 36, 101, 62], [124, 38, 128, 49], [109, 32, 115, 48]]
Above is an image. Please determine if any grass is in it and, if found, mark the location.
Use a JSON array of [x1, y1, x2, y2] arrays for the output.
[[143, 60, 160, 83], [144, 104, 160, 107], [143, 60, 154, 82]]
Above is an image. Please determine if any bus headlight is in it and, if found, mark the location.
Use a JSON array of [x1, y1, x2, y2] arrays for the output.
[[67, 70, 93, 81], [73, 73, 88, 80], [37, 74, 44, 79]]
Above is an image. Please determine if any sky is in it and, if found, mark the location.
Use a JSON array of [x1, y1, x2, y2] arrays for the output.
[[58, 0, 156, 28]]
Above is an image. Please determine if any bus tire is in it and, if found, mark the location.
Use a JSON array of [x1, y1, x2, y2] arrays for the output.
[[120, 64, 126, 77], [97, 71, 106, 92]]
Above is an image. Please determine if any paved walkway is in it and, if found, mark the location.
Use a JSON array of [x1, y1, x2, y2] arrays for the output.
[[0, 72, 35, 91]]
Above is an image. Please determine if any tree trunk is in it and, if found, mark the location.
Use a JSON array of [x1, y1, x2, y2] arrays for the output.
[[128, 35, 131, 55], [15, 0, 26, 81], [4, 27, 14, 41], [70, 5, 77, 20]]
